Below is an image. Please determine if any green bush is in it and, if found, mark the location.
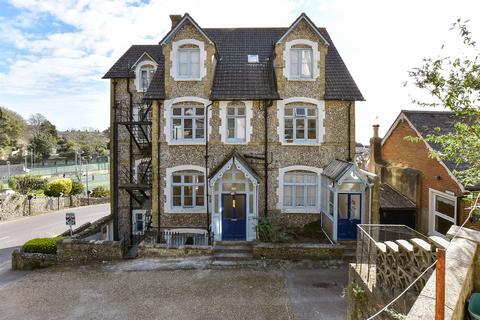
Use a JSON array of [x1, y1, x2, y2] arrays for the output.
[[257, 219, 291, 243], [9, 175, 48, 194], [70, 180, 85, 195], [22, 237, 64, 254], [91, 185, 109, 198], [44, 178, 72, 197]]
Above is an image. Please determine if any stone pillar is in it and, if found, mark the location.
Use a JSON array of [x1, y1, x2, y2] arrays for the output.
[[368, 124, 384, 175], [151, 100, 159, 228]]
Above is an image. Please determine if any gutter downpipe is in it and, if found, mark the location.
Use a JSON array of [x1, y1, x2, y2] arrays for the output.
[[204, 102, 214, 242], [361, 169, 376, 224], [347, 101, 353, 162], [127, 77, 134, 245], [264, 100, 273, 218], [112, 80, 119, 241]]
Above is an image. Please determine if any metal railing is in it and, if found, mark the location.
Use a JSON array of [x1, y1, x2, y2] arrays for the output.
[[161, 229, 210, 246]]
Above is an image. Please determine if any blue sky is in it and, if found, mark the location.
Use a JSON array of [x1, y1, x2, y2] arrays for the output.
[[0, 0, 479, 143]]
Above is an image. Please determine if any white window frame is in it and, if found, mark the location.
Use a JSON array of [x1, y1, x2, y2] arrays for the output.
[[289, 48, 313, 79], [283, 39, 320, 81], [429, 188, 457, 237], [226, 105, 246, 142], [177, 47, 200, 79], [164, 97, 212, 145], [165, 165, 207, 213], [277, 97, 325, 145], [277, 166, 323, 213], [171, 171, 205, 209], [219, 101, 253, 144], [134, 59, 157, 92], [171, 39, 207, 81], [132, 209, 147, 235], [283, 171, 318, 209], [171, 105, 205, 142], [284, 105, 317, 143]]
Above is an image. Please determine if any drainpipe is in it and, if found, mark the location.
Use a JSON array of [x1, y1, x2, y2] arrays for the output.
[[157, 100, 162, 240], [347, 101, 353, 162], [127, 77, 133, 245], [112, 80, 119, 241], [204, 102, 214, 241], [264, 100, 273, 218]]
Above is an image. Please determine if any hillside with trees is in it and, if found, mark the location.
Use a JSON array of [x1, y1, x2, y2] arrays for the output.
[[0, 107, 109, 164]]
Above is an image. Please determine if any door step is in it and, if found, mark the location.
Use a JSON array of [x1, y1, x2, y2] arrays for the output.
[[213, 241, 253, 261]]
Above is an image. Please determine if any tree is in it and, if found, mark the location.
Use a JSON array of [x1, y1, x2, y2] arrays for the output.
[[44, 178, 72, 197], [408, 19, 480, 216], [0, 106, 27, 156], [28, 114, 58, 160], [70, 180, 85, 195], [9, 175, 48, 195]]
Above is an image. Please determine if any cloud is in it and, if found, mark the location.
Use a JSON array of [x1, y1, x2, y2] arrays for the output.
[[0, 0, 479, 141]]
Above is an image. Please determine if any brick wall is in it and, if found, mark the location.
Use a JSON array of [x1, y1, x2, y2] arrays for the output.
[[381, 119, 464, 233]]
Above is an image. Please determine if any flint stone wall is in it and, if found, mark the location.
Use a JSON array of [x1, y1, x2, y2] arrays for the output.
[[0, 194, 109, 221], [57, 238, 123, 264], [11, 250, 56, 270]]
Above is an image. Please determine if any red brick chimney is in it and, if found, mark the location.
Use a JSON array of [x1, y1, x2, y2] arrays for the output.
[[369, 124, 384, 173], [170, 14, 182, 29]]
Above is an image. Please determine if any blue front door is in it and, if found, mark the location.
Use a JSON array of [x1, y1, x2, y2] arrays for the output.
[[337, 193, 362, 240], [222, 194, 246, 241]]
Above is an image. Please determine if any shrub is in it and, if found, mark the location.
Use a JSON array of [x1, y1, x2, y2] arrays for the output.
[[9, 175, 48, 194], [257, 219, 291, 243], [22, 237, 64, 254], [91, 185, 109, 198], [44, 178, 72, 197], [70, 180, 85, 195]]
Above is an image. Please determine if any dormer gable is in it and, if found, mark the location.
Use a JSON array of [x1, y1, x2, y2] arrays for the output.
[[132, 52, 158, 92], [276, 13, 329, 46], [159, 13, 214, 46]]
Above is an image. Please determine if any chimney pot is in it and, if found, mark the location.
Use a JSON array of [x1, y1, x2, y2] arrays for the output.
[[170, 14, 182, 29], [373, 124, 380, 138]]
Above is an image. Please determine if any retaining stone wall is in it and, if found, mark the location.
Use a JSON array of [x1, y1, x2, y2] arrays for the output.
[[252, 243, 345, 260], [0, 194, 109, 221], [57, 238, 123, 264], [11, 250, 56, 270]]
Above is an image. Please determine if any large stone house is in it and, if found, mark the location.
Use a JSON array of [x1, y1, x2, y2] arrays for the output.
[[103, 13, 370, 245]]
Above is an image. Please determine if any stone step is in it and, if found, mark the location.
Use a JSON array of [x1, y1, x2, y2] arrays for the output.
[[213, 245, 252, 253], [213, 252, 253, 261], [214, 241, 252, 246]]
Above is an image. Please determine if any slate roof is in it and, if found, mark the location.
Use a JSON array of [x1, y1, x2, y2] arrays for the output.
[[379, 183, 416, 210], [401, 110, 479, 191], [103, 25, 364, 101], [322, 159, 353, 181]]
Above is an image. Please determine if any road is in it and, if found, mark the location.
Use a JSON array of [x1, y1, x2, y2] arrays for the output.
[[0, 204, 110, 288]]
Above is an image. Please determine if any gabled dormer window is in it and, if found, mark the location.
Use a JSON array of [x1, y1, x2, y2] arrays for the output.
[[290, 48, 313, 79], [139, 65, 155, 91], [178, 46, 200, 79]]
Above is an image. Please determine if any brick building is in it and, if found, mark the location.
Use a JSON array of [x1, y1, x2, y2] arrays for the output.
[[369, 110, 480, 237], [103, 13, 370, 245]]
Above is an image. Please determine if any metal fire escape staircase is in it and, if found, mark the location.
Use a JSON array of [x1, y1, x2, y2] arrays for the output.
[[117, 103, 153, 207]]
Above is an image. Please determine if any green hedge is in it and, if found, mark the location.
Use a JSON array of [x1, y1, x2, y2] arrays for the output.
[[91, 185, 109, 198], [22, 237, 64, 254], [44, 178, 73, 197]]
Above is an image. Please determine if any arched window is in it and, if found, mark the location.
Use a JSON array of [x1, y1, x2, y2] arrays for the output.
[[171, 103, 205, 141], [290, 44, 313, 79], [283, 170, 317, 209], [226, 103, 246, 142], [178, 44, 200, 79], [138, 64, 155, 91], [171, 170, 205, 209], [284, 103, 317, 143]]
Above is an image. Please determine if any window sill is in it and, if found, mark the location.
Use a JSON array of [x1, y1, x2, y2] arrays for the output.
[[286, 77, 318, 82], [281, 208, 320, 214], [223, 139, 248, 145], [168, 208, 206, 214], [168, 140, 206, 146], [281, 141, 321, 146], [173, 76, 203, 81]]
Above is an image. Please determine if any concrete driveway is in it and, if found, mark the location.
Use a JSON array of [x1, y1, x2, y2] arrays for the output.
[[0, 260, 347, 320]]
